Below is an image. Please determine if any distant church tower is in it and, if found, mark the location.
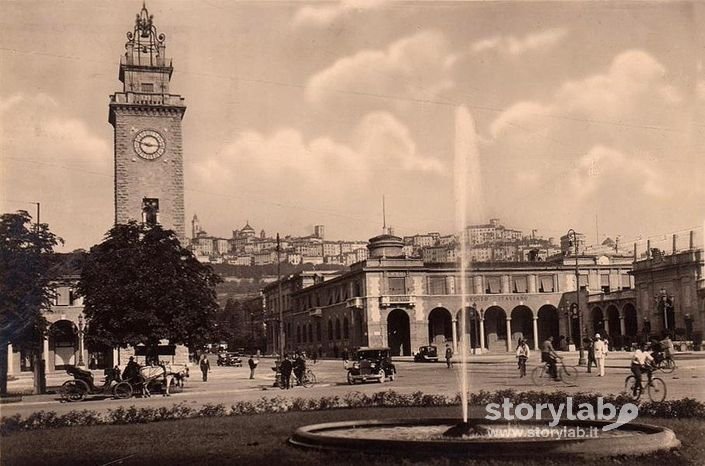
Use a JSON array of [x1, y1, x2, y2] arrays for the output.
[[192, 214, 200, 238], [109, 4, 186, 240]]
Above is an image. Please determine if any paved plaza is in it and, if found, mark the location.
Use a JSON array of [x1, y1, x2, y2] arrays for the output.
[[3, 351, 704, 418]]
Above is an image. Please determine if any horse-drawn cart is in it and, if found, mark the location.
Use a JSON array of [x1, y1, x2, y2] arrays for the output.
[[60, 366, 132, 402]]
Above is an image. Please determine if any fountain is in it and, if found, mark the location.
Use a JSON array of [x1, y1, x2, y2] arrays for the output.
[[289, 106, 681, 458]]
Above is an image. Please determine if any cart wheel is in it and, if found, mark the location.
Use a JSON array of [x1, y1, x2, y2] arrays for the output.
[[61, 380, 88, 402], [113, 381, 133, 399]]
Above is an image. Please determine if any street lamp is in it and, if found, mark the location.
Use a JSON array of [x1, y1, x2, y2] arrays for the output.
[[567, 229, 586, 365], [77, 314, 85, 367]]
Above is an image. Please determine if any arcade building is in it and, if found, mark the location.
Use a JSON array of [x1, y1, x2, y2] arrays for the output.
[[263, 233, 704, 357]]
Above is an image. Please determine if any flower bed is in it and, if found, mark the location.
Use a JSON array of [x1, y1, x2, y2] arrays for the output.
[[2, 389, 704, 435]]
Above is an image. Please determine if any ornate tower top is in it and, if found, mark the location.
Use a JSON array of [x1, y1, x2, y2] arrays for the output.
[[125, 2, 166, 67]]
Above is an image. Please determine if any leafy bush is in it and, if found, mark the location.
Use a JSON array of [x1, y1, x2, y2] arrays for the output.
[[3, 389, 704, 435]]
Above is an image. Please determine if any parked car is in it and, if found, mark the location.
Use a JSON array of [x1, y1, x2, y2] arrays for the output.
[[216, 352, 242, 367], [346, 347, 396, 384], [413, 345, 439, 362]]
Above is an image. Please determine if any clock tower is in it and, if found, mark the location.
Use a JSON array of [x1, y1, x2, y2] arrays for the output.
[[109, 4, 186, 240]]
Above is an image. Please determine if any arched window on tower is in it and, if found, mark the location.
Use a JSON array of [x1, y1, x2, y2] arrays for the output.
[[327, 320, 333, 340], [335, 319, 341, 340], [343, 317, 349, 339]]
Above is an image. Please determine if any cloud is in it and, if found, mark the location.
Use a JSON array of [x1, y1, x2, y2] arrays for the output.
[[471, 28, 568, 56], [190, 112, 447, 238], [479, 50, 694, 234], [491, 50, 682, 138], [305, 30, 454, 109], [292, 0, 385, 28], [0, 93, 113, 249], [571, 145, 664, 198]]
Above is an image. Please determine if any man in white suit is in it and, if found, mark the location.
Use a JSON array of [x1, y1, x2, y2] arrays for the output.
[[594, 333, 608, 376]]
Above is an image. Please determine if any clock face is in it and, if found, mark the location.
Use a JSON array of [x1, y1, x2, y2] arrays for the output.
[[133, 129, 166, 160]]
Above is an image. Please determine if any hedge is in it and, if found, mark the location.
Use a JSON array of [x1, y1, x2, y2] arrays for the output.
[[2, 389, 704, 435]]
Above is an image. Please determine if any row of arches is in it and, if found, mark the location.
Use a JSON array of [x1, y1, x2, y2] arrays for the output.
[[387, 305, 561, 356], [386, 301, 643, 356]]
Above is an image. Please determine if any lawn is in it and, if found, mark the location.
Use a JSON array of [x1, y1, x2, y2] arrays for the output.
[[2, 406, 703, 466]]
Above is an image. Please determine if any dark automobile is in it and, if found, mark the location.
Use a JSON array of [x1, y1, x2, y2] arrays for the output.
[[216, 352, 242, 367], [413, 345, 439, 362], [346, 347, 396, 384]]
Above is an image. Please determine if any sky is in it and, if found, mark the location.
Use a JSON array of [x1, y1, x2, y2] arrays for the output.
[[1, 0, 704, 252]]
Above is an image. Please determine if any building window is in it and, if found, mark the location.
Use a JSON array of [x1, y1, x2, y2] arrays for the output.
[[141, 82, 154, 92], [539, 275, 554, 293], [55, 286, 71, 306], [327, 320, 333, 340], [578, 275, 588, 291], [600, 274, 610, 293], [512, 276, 528, 293], [308, 324, 313, 342], [343, 318, 349, 339], [621, 274, 631, 290], [428, 276, 447, 295], [296, 326, 301, 343], [335, 319, 341, 340], [316, 322, 322, 341], [485, 276, 501, 294], [387, 277, 406, 295]]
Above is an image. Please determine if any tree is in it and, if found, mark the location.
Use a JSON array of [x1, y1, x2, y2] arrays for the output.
[[0, 211, 61, 395], [77, 222, 222, 359]]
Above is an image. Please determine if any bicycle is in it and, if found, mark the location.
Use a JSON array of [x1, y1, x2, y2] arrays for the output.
[[625, 373, 667, 402], [295, 369, 317, 388], [654, 356, 676, 374], [531, 358, 578, 386]]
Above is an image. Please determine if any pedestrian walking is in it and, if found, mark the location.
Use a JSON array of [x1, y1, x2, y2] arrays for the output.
[[445, 345, 453, 368], [594, 333, 607, 377], [279, 354, 293, 389], [586, 337, 596, 373], [515, 338, 530, 378], [199, 354, 210, 382], [248, 355, 258, 379], [312, 351, 318, 364]]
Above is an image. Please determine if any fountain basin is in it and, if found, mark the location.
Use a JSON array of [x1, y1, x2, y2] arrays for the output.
[[290, 417, 680, 458]]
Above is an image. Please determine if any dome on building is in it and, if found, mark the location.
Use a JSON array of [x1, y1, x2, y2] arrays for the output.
[[241, 220, 256, 237], [367, 234, 404, 258]]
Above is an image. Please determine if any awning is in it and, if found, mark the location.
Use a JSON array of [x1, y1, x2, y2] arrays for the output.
[[487, 276, 500, 294], [540, 276, 554, 292], [513, 276, 528, 293]]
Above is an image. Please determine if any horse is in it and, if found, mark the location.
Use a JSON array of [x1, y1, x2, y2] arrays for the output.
[[164, 363, 189, 391], [138, 364, 175, 397]]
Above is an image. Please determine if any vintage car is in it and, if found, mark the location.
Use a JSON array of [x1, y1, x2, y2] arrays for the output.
[[346, 347, 396, 384], [413, 345, 439, 362], [216, 352, 242, 367]]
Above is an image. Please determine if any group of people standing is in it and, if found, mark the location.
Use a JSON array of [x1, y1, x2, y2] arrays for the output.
[[276, 352, 307, 389]]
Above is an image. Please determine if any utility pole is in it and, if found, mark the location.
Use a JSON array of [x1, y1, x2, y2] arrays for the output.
[[32, 202, 46, 394], [276, 234, 284, 358], [568, 229, 586, 366]]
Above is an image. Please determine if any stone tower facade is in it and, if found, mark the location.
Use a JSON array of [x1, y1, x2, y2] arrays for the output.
[[109, 5, 186, 240]]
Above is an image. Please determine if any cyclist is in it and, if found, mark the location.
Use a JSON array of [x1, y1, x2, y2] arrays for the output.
[[541, 336, 560, 380], [630, 343, 655, 393], [661, 334, 675, 361]]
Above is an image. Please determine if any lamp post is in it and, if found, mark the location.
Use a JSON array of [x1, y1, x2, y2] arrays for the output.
[[77, 314, 85, 367], [567, 229, 586, 365], [561, 304, 573, 347]]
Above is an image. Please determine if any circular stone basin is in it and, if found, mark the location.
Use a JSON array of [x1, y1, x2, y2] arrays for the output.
[[290, 418, 680, 458]]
